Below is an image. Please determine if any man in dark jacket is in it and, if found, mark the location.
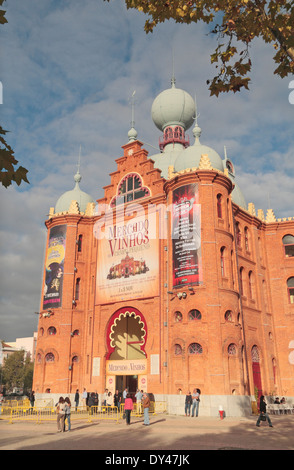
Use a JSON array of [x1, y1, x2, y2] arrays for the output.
[[256, 395, 273, 427]]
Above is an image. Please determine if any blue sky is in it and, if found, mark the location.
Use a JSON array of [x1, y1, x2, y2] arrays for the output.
[[0, 0, 293, 341]]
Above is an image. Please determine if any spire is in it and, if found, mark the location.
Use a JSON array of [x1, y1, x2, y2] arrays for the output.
[[74, 145, 82, 187], [128, 90, 138, 142], [171, 48, 176, 88], [192, 94, 201, 142]]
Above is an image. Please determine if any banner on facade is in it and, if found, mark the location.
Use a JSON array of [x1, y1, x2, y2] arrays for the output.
[[96, 212, 159, 304], [172, 183, 202, 287], [43, 225, 67, 309]]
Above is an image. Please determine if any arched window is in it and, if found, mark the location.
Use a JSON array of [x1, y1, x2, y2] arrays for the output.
[[217, 194, 222, 218], [225, 310, 233, 322], [111, 173, 150, 207], [248, 271, 254, 299], [287, 277, 294, 304], [228, 343, 237, 355], [220, 246, 225, 276], [188, 309, 202, 321], [240, 267, 244, 296], [188, 343, 203, 355], [174, 311, 183, 322], [236, 222, 241, 247], [45, 352, 55, 363], [244, 227, 249, 251], [48, 326, 57, 335], [72, 329, 80, 336], [174, 344, 183, 355], [77, 234, 83, 252], [75, 278, 80, 301], [251, 345, 260, 363], [283, 235, 294, 257]]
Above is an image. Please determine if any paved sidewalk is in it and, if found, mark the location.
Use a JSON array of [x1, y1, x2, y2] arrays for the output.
[[0, 414, 293, 451]]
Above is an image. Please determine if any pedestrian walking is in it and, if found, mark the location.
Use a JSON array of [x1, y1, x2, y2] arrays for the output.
[[29, 390, 35, 414], [56, 397, 66, 432], [124, 393, 133, 425], [142, 392, 150, 426], [191, 388, 201, 417], [256, 395, 273, 428], [64, 397, 71, 431]]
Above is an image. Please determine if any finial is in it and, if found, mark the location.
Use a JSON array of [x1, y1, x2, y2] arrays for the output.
[[128, 91, 138, 142], [192, 93, 201, 141], [171, 48, 176, 88], [74, 146, 82, 185], [224, 145, 227, 160]]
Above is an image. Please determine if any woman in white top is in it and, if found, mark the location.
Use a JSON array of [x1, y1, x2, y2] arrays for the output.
[[56, 397, 66, 432], [107, 391, 113, 407]]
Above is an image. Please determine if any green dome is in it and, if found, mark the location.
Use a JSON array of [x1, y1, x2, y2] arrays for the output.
[[151, 82, 195, 131], [229, 178, 246, 209], [174, 124, 224, 173], [55, 171, 94, 213]]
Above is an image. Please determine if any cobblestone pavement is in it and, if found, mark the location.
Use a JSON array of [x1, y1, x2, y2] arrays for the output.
[[0, 414, 293, 453]]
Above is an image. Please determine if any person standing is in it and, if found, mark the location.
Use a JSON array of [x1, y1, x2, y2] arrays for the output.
[[114, 389, 122, 410], [185, 391, 192, 416], [64, 397, 71, 431], [191, 388, 200, 417], [142, 393, 150, 426], [29, 390, 35, 413], [82, 388, 87, 409], [135, 388, 143, 414], [256, 395, 273, 427], [122, 387, 128, 403], [74, 389, 79, 411], [103, 389, 108, 406], [56, 397, 66, 432], [124, 393, 133, 425]]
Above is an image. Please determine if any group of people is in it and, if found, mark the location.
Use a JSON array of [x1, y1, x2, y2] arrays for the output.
[[184, 389, 201, 417], [55, 397, 72, 432], [68, 387, 151, 427], [124, 389, 151, 426], [273, 396, 287, 404]]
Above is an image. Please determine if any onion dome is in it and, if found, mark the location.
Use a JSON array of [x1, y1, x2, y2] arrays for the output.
[[174, 122, 224, 173], [55, 170, 94, 214], [151, 79, 195, 132]]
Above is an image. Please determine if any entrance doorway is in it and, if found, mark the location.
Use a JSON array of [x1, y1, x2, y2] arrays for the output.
[[116, 375, 138, 399]]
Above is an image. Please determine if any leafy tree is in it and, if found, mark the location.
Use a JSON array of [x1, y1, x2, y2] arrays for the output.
[[110, 0, 294, 96], [1, 350, 33, 392], [0, 1, 29, 187]]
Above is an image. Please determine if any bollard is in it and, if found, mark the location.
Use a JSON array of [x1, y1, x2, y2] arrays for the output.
[[219, 405, 224, 420]]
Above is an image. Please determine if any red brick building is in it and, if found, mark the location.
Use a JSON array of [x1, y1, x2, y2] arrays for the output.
[[33, 81, 294, 415]]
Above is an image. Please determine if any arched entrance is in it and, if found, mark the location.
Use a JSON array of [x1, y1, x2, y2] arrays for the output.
[[105, 307, 148, 397]]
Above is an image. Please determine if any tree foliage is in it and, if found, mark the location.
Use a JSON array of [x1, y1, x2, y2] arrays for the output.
[[1, 350, 33, 391], [110, 0, 294, 96], [0, 0, 29, 187], [0, 126, 29, 188]]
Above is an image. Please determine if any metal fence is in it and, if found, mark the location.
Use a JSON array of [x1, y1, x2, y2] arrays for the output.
[[0, 401, 167, 425]]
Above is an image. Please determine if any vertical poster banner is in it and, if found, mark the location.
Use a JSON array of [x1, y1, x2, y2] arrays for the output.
[[43, 225, 67, 310], [96, 211, 159, 304], [172, 183, 202, 288]]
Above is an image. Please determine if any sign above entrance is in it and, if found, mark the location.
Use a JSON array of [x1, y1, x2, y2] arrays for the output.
[[106, 359, 147, 375]]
